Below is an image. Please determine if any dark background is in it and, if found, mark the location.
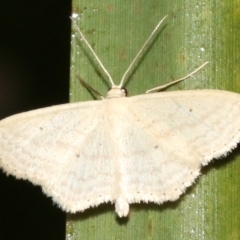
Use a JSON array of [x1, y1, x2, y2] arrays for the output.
[[0, 1, 71, 239]]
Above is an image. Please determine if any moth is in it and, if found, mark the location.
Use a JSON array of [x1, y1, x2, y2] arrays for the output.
[[0, 16, 239, 217]]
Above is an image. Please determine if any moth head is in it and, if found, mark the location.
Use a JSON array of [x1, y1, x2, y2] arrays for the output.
[[106, 86, 127, 99]]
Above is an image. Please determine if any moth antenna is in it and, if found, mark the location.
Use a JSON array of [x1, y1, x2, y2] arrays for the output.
[[119, 15, 168, 88], [146, 61, 209, 93], [71, 17, 116, 87]]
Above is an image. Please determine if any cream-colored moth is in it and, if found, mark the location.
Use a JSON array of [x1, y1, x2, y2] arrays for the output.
[[0, 16, 240, 217]]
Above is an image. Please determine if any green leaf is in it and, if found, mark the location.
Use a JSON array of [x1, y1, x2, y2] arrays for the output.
[[67, 1, 240, 239]]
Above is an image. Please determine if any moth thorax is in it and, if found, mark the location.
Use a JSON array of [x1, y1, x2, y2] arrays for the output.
[[106, 87, 127, 99]]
